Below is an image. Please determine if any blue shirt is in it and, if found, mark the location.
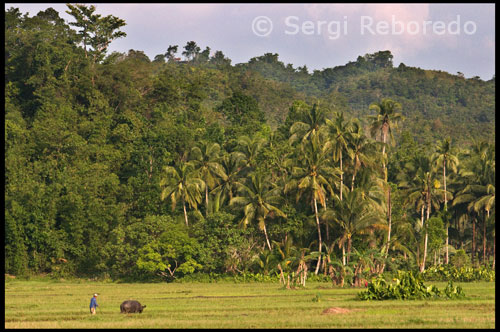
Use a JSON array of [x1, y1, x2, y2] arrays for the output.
[[90, 297, 98, 308]]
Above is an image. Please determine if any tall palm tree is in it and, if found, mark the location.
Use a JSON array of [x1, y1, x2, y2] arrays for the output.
[[368, 98, 403, 181], [328, 188, 385, 265], [211, 151, 246, 212], [189, 141, 227, 216], [369, 98, 403, 267], [325, 111, 352, 201], [289, 103, 326, 145], [286, 136, 339, 274], [159, 159, 205, 226], [454, 140, 495, 265], [346, 120, 380, 192], [472, 184, 495, 265], [431, 138, 459, 264], [421, 169, 448, 271], [236, 135, 266, 171], [399, 154, 448, 271], [229, 172, 286, 251]]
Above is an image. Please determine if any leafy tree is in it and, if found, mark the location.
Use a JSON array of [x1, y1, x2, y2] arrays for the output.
[[182, 41, 200, 61], [189, 141, 227, 215], [165, 44, 179, 62], [159, 159, 205, 226], [210, 50, 232, 67], [66, 4, 126, 63], [230, 172, 286, 251], [136, 219, 202, 280]]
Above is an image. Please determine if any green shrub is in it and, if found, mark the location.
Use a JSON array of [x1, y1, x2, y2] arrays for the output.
[[421, 265, 495, 282], [450, 249, 471, 268], [358, 270, 465, 300]]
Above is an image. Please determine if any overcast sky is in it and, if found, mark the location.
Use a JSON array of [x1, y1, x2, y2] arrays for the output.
[[6, 3, 495, 80]]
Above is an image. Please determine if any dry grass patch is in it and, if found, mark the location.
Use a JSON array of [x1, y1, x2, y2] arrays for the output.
[[321, 307, 361, 315]]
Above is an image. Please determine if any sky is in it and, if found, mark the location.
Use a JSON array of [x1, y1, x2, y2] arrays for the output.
[[5, 3, 495, 80]]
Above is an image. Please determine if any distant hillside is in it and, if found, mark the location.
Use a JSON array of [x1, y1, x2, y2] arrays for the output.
[[238, 50, 495, 145]]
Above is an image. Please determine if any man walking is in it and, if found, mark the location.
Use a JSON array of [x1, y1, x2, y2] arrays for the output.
[[90, 293, 99, 314]]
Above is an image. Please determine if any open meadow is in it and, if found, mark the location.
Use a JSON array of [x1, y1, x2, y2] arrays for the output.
[[4, 278, 495, 329]]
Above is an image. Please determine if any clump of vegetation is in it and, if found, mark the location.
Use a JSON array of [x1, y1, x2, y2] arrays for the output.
[[421, 265, 495, 282], [450, 249, 471, 268], [358, 271, 465, 300]]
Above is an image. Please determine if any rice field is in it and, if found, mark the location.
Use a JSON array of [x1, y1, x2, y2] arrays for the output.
[[4, 278, 495, 328]]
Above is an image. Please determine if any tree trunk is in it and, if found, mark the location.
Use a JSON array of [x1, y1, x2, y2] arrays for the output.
[[339, 150, 343, 201], [493, 233, 495, 270], [351, 170, 356, 192], [472, 217, 476, 265], [445, 227, 449, 264], [262, 219, 272, 251], [342, 243, 346, 266], [205, 185, 209, 216], [347, 237, 352, 265], [421, 198, 431, 272], [183, 199, 189, 227], [421, 231, 428, 272], [444, 160, 449, 264], [314, 198, 322, 275], [325, 202, 329, 243], [483, 210, 487, 265], [421, 205, 425, 228], [382, 129, 387, 181], [380, 186, 391, 274], [416, 245, 420, 268]]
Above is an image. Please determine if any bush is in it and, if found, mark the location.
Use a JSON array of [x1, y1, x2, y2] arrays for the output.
[[450, 249, 471, 268], [358, 270, 465, 300], [421, 265, 495, 282]]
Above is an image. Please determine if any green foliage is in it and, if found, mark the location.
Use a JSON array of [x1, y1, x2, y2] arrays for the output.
[[421, 265, 495, 282], [136, 219, 202, 281], [450, 249, 471, 268], [358, 270, 465, 300]]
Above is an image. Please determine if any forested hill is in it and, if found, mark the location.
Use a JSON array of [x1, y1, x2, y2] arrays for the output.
[[239, 51, 495, 145]]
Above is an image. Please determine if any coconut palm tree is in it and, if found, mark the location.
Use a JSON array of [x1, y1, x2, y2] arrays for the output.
[[229, 171, 286, 251], [159, 159, 205, 226], [325, 111, 352, 202], [286, 135, 339, 274], [189, 141, 227, 216], [211, 151, 246, 212], [236, 135, 266, 171], [399, 154, 448, 271], [431, 138, 459, 263], [368, 98, 403, 181], [346, 120, 380, 192], [472, 184, 495, 265], [289, 103, 326, 145], [329, 188, 385, 266], [369, 98, 403, 267], [453, 140, 495, 265]]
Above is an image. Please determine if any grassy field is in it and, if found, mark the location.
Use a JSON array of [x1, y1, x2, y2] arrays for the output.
[[4, 278, 495, 328]]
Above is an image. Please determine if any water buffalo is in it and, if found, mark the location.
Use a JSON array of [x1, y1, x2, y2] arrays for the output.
[[120, 300, 146, 313]]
